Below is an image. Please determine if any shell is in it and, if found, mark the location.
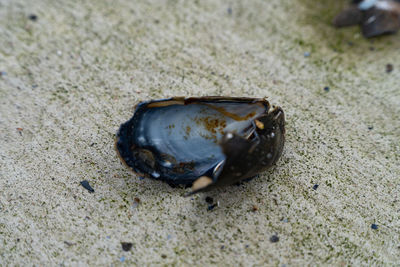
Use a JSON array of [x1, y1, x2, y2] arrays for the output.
[[333, 0, 400, 38], [116, 97, 285, 194]]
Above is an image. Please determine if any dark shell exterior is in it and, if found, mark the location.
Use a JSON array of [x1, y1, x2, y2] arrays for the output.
[[116, 97, 285, 193], [333, 0, 400, 38]]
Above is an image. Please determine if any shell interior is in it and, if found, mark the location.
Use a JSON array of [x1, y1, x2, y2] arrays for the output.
[[123, 100, 268, 185]]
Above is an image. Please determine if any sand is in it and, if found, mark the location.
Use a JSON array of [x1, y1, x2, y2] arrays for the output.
[[1, 0, 399, 265]]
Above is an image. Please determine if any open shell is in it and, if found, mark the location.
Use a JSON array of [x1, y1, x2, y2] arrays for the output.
[[116, 97, 285, 194]]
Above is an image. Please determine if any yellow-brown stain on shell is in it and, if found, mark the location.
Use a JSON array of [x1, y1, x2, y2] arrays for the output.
[[183, 126, 192, 140], [194, 115, 227, 143], [193, 104, 256, 142], [173, 161, 196, 173], [202, 103, 257, 121]]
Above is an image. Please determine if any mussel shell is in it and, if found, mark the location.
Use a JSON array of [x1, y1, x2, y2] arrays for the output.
[[333, 0, 400, 38], [116, 97, 285, 193]]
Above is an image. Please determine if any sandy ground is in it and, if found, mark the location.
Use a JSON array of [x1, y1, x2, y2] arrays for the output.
[[1, 0, 399, 265]]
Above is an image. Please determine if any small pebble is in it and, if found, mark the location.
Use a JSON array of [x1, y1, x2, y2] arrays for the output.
[[80, 180, 94, 193], [324, 86, 330, 92], [205, 196, 214, 204], [371, 224, 378, 230], [64, 241, 74, 247], [304, 51, 310, 57], [270, 235, 279, 243], [28, 14, 38, 21], [386, 64, 393, 73], [121, 242, 133, 251], [313, 184, 319, 190], [207, 204, 217, 211], [16, 128, 23, 136]]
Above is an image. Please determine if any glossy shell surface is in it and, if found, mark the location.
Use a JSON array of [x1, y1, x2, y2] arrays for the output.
[[116, 97, 285, 193]]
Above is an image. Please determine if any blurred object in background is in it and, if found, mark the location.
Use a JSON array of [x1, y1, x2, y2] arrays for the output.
[[333, 0, 400, 38]]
